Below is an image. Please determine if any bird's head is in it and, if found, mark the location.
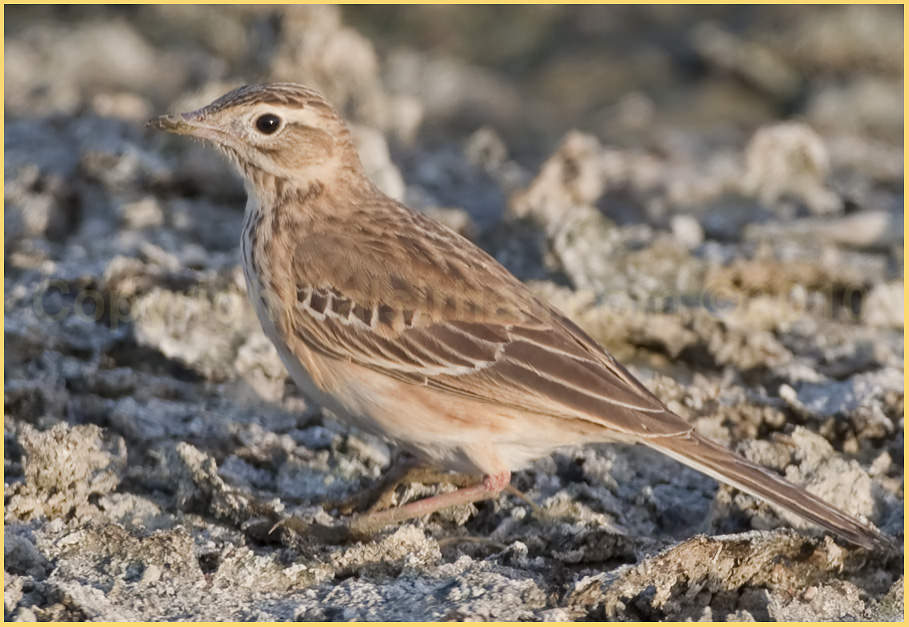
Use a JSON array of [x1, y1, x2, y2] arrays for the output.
[[149, 83, 363, 198]]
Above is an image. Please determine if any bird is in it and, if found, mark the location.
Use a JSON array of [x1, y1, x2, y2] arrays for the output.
[[148, 82, 894, 551]]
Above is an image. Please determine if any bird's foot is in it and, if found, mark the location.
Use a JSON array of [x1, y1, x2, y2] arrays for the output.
[[325, 455, 479, 516], [348, 470, 511, 537]]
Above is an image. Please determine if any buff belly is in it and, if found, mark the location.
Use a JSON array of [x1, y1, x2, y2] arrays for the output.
[[284, 333, 596, 476]]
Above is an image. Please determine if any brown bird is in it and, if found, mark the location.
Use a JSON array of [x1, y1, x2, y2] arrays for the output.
[[149, 83, 893, 551]]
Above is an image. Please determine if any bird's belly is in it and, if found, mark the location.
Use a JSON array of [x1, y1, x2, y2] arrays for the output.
[[307, 358, 596, 475], [243, 274, 592, 475]]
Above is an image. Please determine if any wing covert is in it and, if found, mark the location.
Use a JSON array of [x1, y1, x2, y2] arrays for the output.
[[287, 211, 691, 438]]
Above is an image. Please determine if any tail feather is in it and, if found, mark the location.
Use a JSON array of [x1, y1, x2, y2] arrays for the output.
[[646, 430, 895, 552]]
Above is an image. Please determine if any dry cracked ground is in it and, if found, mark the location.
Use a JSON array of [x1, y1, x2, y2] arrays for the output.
[[4, 5, 904, 621]]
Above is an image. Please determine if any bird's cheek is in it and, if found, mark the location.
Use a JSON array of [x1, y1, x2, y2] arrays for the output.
[[282, 127, 335, 168]]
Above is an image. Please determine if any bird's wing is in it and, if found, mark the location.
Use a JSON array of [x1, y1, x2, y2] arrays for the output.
[[289, 207, 692, 438]]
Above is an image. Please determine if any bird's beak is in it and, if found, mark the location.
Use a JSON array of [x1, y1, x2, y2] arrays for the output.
[[147, 109, 230, 147], [147, 111, 204, 136]]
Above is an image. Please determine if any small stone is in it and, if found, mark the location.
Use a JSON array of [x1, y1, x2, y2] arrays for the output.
[[465, 127, 508, 169], [121, 196, 164, 229], [778, 384, 799, 405], [140, 563, 162, 585], [670, 214, 704, 249], [13, 607, 37, 622], [862, 281, 903, 328], [868, 451, 892, 477], [742, 122, 842, 215]]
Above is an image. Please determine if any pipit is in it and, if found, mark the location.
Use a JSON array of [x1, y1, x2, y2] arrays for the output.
[[149, 83, 893, 551]]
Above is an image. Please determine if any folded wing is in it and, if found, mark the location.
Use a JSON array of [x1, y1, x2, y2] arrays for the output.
[[289, 209, 693, 439]]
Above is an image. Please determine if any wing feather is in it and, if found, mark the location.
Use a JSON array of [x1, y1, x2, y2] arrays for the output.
[[288, 208, 693, 438]]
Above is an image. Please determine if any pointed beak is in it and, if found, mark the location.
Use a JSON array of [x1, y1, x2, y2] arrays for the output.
[[146, 112, 201, 136], [147, 109, 231, 149]]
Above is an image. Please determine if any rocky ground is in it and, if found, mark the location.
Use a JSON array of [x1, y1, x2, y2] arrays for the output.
[[4, 5, 904, 621]]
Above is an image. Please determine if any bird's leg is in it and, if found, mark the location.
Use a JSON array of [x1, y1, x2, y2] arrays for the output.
[[363, 466, 481, 514], [326, 454, 479, 515], [349, 471, 511, 537], [325, 453, 421, 515]]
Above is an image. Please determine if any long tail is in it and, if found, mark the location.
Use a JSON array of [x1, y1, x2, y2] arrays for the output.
[[645, 430, 895, 552]]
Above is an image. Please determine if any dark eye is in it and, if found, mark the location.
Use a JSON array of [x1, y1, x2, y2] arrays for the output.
[[255, 113, 281, 135]]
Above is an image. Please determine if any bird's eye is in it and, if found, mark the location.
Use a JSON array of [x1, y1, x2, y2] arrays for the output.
[[254, 113, 281, 135]]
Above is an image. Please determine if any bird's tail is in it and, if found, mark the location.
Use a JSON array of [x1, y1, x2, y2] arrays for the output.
[[644, 429, 895, 552]]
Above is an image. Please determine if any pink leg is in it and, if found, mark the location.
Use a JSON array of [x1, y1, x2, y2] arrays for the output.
[[349, 471, 511, 537], [323, 454, 423, 515]]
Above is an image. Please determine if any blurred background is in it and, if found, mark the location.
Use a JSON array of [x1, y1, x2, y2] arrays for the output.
[[4, 5, 904, 621], [7, 5, 904, 154]]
